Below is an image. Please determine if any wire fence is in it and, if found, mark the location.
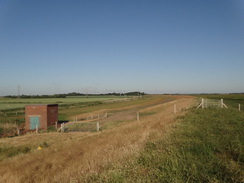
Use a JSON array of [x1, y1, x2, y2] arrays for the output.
[[197, 98, 227, 109], [64, 122, 99, 132]]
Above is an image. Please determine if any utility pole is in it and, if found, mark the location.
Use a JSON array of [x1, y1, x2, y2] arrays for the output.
[[85, 88, 88, 98], [18, 85, 20, 98]]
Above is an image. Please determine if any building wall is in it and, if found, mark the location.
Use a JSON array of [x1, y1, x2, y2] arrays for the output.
[[47, 105, 58, 127], [25, 104, 58, 130]]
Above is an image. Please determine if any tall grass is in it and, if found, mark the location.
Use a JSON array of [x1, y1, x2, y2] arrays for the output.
[[87, 108, 244, 182]]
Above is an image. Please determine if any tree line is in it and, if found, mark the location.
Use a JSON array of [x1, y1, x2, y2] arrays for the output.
[[4, 92, 145, 98]]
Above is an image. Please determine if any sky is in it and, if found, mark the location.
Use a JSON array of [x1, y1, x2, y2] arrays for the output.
[[0, 0, 244, 95]]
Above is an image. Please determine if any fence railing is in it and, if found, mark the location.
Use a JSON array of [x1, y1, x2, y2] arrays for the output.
[[197, 99, 228, 109]]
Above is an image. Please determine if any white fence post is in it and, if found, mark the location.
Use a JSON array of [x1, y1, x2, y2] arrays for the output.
[[239, 104, 241, 111], [96, 122, 100, 132], [221, 99, 228, 108], [174, 104, 177, 114], [137, 112, 140, 121], [61, 123, 65, 133], [197, 98, 203, 109], [36, 125, 38, 134]]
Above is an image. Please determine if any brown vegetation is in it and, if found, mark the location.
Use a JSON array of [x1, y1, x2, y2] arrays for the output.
[[0, 95, 194, 182]]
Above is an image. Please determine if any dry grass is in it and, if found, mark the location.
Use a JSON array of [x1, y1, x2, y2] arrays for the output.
[[0, 95, 194, 183], [0, 122, 18, 129]]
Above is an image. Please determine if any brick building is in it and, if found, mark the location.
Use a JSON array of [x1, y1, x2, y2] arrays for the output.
[[25, 104, 58, 130]]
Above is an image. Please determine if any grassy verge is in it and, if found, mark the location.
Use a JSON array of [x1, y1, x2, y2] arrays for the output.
[[84, 108, 244, 182]]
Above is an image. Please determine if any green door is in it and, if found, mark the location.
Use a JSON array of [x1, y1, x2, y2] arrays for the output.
[[29, 116, 39, 130]]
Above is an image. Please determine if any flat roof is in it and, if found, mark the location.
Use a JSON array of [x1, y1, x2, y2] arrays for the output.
[[25, 104, 58, 106]]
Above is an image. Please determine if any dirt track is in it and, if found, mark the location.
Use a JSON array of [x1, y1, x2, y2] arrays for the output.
[[71, 96, 176, 123], [98, 96, 174, 122]]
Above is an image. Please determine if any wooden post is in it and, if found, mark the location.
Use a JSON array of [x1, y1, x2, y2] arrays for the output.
[[197, 99, 203, 109], [220, 99, 228, 108], [17, 128, 20, 136], [55, 121, 58, 129], [61, 123, 65, 132], [202, 99, 204, 109], [137, 112, 140, 121], [96, 122, 100, 132], [36, 125, 38, 134], [239, 104, 241, 111], [174, 104, 177, 114]]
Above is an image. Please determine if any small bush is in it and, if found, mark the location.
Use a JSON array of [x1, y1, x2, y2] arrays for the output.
[[40, 142, 49, 148], [47, 126, 56, 132]]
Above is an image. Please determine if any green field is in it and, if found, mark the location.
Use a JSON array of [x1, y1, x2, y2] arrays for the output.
[[0, 96, 128, 110], [83, 96, 244, 182], [195, 94, 244, 110], [0, 96, 130, 134], [0, 95, 243, 182]]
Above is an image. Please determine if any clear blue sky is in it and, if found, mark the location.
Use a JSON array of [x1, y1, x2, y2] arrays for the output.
[[0, 0, 244, 95]]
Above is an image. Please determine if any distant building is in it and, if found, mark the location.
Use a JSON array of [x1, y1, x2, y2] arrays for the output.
[[25, 104, 58, 130]]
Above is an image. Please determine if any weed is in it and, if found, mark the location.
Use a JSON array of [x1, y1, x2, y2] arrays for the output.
[[47, 126, 56, 132], [40, 142, 49, 148]]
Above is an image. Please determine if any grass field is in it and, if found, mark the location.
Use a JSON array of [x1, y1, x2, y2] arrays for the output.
[[0, 95, 243, 182], [0, 95, 166, 136], [81, 96, 244, 182], [0, 95, 192, 182], [0, 95, 132, 137], [195, 94, 244, 110], [0, 96, 128, 110], [88, 107, 244, 182]]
